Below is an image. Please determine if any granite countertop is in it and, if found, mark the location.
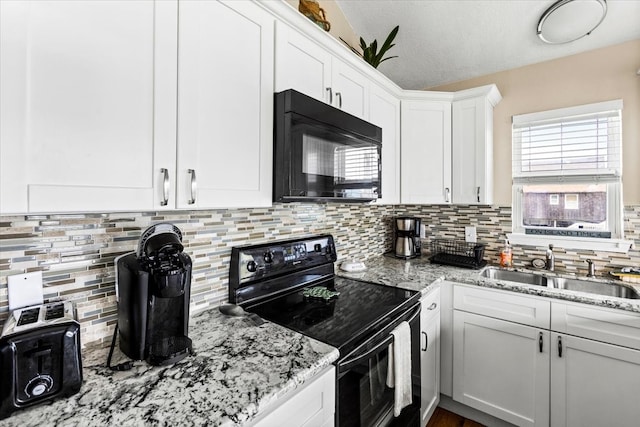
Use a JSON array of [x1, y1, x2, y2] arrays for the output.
[[338, 254, 640, 314], [2, 308, 339, 427]]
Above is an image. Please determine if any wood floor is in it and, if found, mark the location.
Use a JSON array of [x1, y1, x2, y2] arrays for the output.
[[426, 407, 486, 427]]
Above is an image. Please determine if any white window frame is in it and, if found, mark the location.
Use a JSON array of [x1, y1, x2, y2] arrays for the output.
[[564, 194, 579, 210], [549, 194, 559, 205], [508, 100, 632, 253]]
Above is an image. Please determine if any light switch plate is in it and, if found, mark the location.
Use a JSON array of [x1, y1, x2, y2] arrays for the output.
[[7, 271, 44, 311], [465, 226, 477, 243], [420, 224, 427, 238]]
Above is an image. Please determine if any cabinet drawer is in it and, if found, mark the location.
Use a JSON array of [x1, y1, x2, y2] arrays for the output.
[[454, 285, 550, 329], [551, 301, 640, 350]]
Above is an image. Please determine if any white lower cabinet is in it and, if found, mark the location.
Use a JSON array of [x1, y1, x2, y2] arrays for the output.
[[550, 333, 640, 427], [451, 284, 640, 427], [453, 310, 550, 427], [251, 366, 336, 427], [420, 287, 441, 424], [550, 301, 640, 427]]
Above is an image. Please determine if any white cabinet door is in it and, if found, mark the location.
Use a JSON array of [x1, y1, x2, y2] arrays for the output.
[[452, 97, 492, 204], [420, 288, 441, 425], [400, 100, 452, 204], [453, 311, 550, 427], [331, 60, 369, 120], [274, 21, 332, 104], [177, 0, 273, 208], [274, 21, 368, 119], [452, 85, 500, 205], [251, 366, 335, 427], [551, 333, 640, 427], [369, 85, 400, 204], [0, 0, 177, 213]]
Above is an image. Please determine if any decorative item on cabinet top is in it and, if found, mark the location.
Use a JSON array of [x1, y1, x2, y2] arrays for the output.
[[299, 0, 331, 31], [340, 25, 400, 69]]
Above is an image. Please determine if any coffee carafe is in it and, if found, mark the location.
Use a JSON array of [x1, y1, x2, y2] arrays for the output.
[[115, 223, 192, 366], [394, 217, 422, 259]]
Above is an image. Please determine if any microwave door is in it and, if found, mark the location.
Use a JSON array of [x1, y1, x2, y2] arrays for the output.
[[290, 119, 381, 201]]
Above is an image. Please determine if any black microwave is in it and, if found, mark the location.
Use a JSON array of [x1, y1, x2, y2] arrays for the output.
[[273, 89, 382, 203]]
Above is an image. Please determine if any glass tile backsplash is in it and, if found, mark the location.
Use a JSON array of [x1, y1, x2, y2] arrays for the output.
[[1, 204, 638, 346]]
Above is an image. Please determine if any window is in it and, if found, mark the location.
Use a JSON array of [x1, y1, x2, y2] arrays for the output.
[[509, 99, 631, 252], [564, 194, 579, 210]]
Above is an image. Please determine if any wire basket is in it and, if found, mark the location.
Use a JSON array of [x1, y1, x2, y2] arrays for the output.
[[429, 239, 486, 269]]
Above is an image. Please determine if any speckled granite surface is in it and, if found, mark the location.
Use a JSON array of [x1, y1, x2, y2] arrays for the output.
[[338, 255, 640, 313], [1, 308, 339, 427]]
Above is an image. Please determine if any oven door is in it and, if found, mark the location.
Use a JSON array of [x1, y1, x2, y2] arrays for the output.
[[335, 302, 421, 427]]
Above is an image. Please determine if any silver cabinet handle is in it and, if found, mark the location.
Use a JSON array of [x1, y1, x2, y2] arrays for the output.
[[477, 186, 481, 203], [325, 87, 333, 104], [427, 302, 437, 310], [188, 169, 197, 205], [336, 92, 342, 108], [445, 187, 451, 203], [160, 168, 169, 206], [421, 331, 428, 351]]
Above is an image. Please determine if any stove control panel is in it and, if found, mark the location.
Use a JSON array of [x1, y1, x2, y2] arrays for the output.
[[230, 235, 337, 286]]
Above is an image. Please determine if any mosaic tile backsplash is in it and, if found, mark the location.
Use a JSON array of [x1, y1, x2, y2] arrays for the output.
[[1, 203, 639, 346]]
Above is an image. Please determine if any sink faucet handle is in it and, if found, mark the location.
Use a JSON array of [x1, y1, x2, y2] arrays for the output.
[[586, 259, 596, 277]]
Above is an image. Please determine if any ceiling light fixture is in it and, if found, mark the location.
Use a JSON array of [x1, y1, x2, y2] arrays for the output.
[[537, 0, 608, 44]]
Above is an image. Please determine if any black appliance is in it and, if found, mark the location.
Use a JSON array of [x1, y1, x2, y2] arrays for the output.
[[394, 217, 422, 259], [229, 235, 421, 427], [0, 301, 82, 420], [273, 89, 383, 203], [115, 223, 192, 366]]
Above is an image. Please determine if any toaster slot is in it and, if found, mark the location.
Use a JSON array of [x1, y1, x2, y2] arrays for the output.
[[45, 303, 65, 320], [17, 308, 40, 326]]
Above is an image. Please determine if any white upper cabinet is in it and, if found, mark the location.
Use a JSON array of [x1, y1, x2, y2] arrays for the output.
[[0, 0, 274, 213], [452, 85, 502, 205], [176, 0, 274, 209], [400, 96, 452, 204], [369, 84, 400, 204], [274, 21, 332, 105], [274, 21, 370, 120], [331, 60, 370, 120], [0, 0, 178, 213]]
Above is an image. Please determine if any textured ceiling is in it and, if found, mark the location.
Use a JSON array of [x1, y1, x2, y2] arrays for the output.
[[336, 0, 640, 89]]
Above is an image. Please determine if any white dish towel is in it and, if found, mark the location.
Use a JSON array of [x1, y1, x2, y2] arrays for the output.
[[386, 320, 412, 417]]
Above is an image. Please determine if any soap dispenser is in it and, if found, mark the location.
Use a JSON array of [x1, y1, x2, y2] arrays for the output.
[[500, 239, 512, 267]]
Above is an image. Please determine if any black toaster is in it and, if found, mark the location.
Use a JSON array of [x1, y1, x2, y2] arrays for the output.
[[0, 301, 83, 419]]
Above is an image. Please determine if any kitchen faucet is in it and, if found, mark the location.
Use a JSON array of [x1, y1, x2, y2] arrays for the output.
[[586, 259, 596, 277], [546, 244, 555, 271]]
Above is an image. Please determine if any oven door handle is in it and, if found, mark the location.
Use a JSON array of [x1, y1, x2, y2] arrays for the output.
[[340, 334, 394, 371], [339, 304, 421, 371]]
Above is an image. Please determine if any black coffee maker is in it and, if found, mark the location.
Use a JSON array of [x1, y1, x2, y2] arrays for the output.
[[115, 223, 192, 366]]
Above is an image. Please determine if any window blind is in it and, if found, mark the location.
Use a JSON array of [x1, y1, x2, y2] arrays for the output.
[[512, 100, 622, 181]]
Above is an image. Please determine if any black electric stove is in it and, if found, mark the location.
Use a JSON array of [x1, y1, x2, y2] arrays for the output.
[[228, 235, 422, 427]]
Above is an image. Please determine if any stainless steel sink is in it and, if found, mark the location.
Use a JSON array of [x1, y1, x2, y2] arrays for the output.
[[550, 278, 640, 299], [480, 267, 640, 299], [481, 267, 549, 286]]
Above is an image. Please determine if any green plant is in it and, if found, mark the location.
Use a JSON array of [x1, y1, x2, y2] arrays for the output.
[[359, 25, 399, 68]]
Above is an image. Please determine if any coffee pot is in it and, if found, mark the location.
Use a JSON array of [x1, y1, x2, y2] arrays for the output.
[[394, 217, 422, 259]]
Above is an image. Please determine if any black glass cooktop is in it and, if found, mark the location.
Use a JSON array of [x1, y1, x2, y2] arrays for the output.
[[246, 277, 419, 356]]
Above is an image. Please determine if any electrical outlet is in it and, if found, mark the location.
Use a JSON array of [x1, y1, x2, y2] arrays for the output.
[[420, 224, 426, 238], [465, 226, 477, 243]]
